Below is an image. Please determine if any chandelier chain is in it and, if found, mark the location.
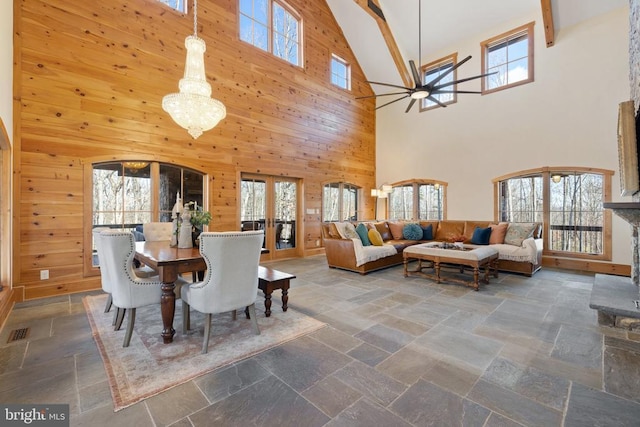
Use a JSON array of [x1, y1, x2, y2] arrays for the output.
[[193, 0, 198, 36]]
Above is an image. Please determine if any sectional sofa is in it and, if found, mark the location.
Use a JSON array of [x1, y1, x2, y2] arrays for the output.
[[321, 220, 543, 276]]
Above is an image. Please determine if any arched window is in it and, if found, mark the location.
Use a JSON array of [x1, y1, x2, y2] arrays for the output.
[[494, 167, 613, 259], [322, 182, 360, 221], [239, 0, 302, 66], [85, 161, 206, 272], [388, 180, 447, 220]]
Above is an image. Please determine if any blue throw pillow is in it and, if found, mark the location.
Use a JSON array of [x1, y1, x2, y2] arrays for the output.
[[403, 223, 423, 240], [421, 224, 433, 240], [470, 226, 492, 245], [355, 223, 371, 246]]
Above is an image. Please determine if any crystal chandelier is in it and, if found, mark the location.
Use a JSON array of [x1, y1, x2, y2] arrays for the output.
[[162, 0, 226, 139]]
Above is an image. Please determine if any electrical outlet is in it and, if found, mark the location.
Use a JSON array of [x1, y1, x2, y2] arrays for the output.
[[316, 239, 320, 246], [40, 270, 49, 280]]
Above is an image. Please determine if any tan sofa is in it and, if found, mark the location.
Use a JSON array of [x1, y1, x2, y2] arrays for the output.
[[321, 220, 543, 276]]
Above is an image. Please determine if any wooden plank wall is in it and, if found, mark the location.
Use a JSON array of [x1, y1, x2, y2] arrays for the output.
[[14, 0, 377, 299]]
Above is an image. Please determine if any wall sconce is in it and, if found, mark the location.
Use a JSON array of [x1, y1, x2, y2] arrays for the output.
[[551, 174, 564, 183]]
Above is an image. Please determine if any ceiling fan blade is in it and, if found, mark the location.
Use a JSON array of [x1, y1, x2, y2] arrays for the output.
[[425, 55, 473, 87], [427, 95, 447, 108], [366, 81, 412, 90], [432, 71, 497, 90], [432, 90, 482, 94], [409, 60, 422, 87], [405, 98, 417, 113], [375, 95, 410, 110], [356, 91, 411, 100]]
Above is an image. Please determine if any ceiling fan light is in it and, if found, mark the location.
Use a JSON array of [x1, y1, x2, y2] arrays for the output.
[[410, 91, 429, 100]]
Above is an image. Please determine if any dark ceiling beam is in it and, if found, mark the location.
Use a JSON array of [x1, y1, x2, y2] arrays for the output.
[[540, 0, 555, 47], [353, 0, 413, 87]]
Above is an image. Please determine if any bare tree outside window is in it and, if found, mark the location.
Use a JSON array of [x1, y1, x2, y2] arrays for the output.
[[549, 173, 603, 254], [389, 182, 445, 220], [239, 0, 300, 66], [498, 170, 606, 256], [322, 182, 359, 222], [389, 185, 414, 220]]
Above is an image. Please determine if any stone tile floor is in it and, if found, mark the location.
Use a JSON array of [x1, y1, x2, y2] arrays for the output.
[[2, 255, 640, 426]]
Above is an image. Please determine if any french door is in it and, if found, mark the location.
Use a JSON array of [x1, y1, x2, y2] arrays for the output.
[[241, 174, 299, 260]]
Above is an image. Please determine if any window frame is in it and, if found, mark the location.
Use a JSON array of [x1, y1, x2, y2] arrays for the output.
[[493, 166, 613, 261], [330, 54, 351, 91], [83, 159, 208, 276], [156, 0, 187, 13], [387, 179, 447, 221], [238, 0, 303, 67], [420, 53, 458, 111], [322, 182, 360, 222], [481, 22, 535, 95]]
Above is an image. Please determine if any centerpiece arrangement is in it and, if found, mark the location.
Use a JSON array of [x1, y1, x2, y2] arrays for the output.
[[185, 201, 211, 247], [170, 193, 212, 248]]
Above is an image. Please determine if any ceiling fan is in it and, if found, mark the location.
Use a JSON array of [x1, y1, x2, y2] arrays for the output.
[[357, 1, 495, 113]]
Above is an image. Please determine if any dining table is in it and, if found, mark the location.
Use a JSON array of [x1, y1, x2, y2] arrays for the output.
[[134, 241, 206, 344]]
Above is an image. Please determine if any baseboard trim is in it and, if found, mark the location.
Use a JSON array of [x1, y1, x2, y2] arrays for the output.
[[0, 288, 16, 332], [542, 256, 630, 276]]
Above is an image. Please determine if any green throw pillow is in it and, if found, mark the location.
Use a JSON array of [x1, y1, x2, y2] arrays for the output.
[[355, 223, 371, 246]]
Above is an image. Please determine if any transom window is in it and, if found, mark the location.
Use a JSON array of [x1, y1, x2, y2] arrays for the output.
[[239, 0, 301, 66], [481, 22, 534, 94], [495, 167, 612, 260], [323, 182, 359, 221], [421, 54, 457, 110], [156, 0, 187, 13], [331, 54, 350, 90], [388, 180, 446, 220]]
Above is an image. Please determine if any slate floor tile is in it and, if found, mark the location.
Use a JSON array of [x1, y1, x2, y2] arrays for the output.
[[325, 397, 412, 427], [482, 357, 569, 410], [414, 325, 503, 370], [354, 323, 414, 353], [391, 379, 490, 427], [550, 325, 602, 369], [189, 375, 329, 427], [301, 376, 362, 418], [565, 383, 640, 427], [253, 335, 352, 392], [468, 379, 562, 426], [333, 360, 406, 406]]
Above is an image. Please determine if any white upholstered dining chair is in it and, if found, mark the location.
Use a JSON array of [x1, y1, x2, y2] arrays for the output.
[[92, 227, 117, 315], [98, 230, 165, 347], [143, 222, 174, 241], [181, 230, 264, 354]]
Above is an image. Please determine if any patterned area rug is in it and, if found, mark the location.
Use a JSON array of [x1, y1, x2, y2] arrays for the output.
[[83, 294, 326, 412]]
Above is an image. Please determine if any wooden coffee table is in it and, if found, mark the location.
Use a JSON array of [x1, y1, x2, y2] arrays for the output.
[[403, 243, 499, 291]]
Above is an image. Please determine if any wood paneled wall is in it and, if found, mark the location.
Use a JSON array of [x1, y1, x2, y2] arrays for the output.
[[14, 0, 376, 299]]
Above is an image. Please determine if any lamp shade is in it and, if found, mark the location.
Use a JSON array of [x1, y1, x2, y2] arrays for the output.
[[162, 36, 226, 139]]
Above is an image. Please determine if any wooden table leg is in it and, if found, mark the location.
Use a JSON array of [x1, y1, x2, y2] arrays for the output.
[[159, 266, 178, 344], [403, 258, 408, 277], [263, 289, 273, 317], [473, 267, 480, 291], [281, 283, 289, 312], [434, 261, 441, 283]]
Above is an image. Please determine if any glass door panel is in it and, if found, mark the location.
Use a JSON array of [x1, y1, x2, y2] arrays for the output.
[[241, 174, 298, 259]]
